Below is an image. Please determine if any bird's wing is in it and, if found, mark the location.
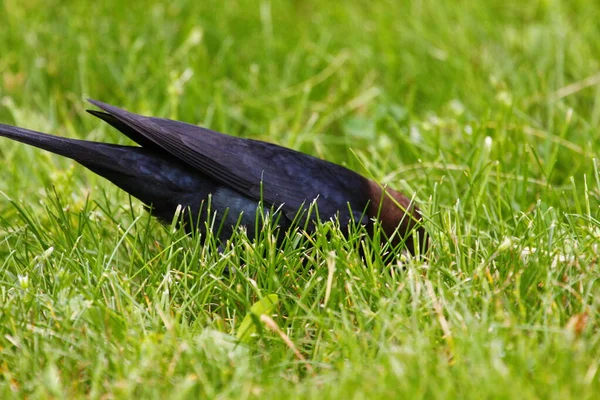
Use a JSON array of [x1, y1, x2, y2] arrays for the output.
[[86, 110, 160, 149], [87, 99, 370, 222]]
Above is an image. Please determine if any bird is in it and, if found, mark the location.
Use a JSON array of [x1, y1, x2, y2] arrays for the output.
[[0, 99, 426, 255]]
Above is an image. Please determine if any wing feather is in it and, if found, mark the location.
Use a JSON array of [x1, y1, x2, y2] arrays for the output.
[[87, 99, 370, 221]]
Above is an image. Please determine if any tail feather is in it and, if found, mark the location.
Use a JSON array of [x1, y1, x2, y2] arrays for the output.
[[0, 121, 156, 185], [0, 121, 209, 219], [0, 123, 102, 162]]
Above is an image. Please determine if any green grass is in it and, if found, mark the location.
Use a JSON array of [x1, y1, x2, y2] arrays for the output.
[[1, 0, 600, 398]]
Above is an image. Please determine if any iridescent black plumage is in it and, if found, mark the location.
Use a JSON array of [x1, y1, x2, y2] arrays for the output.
[[0, 100, 425, 253]]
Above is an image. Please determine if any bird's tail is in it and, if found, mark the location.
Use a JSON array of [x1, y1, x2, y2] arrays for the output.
[[0, 122, 127, 169], [0, 121, 205, 221], [0, 123, 94, 160]]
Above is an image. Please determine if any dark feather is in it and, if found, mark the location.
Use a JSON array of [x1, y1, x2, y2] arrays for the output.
[[86, 99, 372, 224], [0, 100, 426, 254]]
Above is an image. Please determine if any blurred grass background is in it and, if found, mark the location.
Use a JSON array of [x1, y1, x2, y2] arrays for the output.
[[1, 0, 600, 398]]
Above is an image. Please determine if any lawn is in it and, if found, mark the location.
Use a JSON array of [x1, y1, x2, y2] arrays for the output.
[[1, 0, 599, 398]]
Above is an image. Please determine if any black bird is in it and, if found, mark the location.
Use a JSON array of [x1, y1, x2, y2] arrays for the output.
[[0, 100, 426, 254]]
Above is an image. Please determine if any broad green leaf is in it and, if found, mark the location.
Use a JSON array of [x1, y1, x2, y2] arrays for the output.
[[236, 294, 279, 343]]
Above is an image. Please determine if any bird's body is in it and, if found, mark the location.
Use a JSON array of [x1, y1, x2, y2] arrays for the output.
[[0, 100, 425, 254]]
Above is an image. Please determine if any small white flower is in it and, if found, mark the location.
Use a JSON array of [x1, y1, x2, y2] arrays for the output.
[[449, 99, 465, 116], [410, 125, 422, 142], [18, 274, 29, 290], [484, 136, 493, 154], [496, 91, 513, 107]]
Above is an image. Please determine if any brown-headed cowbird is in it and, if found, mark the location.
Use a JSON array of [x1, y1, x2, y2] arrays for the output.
[[0, 100, 426, 254]]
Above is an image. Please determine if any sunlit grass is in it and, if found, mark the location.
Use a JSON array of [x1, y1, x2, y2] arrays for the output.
[[1, 0, 600, 398]]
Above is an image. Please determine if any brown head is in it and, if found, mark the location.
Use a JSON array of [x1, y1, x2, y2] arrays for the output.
[[366, 180, 427, 255]]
